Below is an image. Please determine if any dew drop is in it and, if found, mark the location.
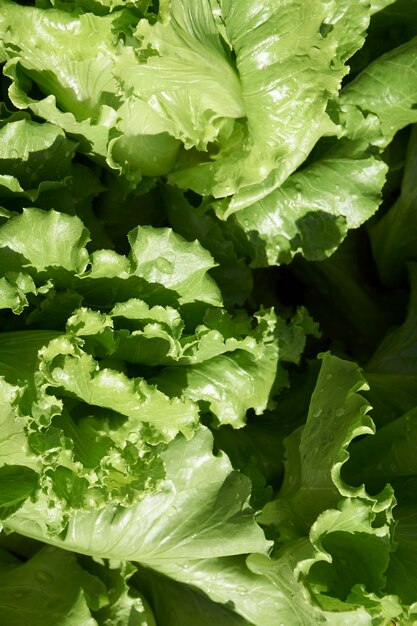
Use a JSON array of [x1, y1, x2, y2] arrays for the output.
[[156, 257, 174, 274], [336, 408, 345, 417]]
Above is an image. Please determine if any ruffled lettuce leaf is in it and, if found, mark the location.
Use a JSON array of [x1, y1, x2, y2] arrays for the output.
[[128, 225, 222, 307], [341, 405, 417, 613], [257, 353, 409, 621], [0, 207, 221, 310], [340, 36, 417, 145], [162, 186, 253, 306], [0, 0, 370, 206], [0, 0, 400, 270], [221, 151, 386, 267], [0, 3, 127, 161], [261, 353, 389, 538], [0, 207, 311, 432], [5, 426, 270, 562], [0, 113, 76, 200], [144, 540, 381, 625], [217, 26, 417, 269], [168, 0, 371, 207], [136, 553, 321, 626], [0, 206, 310, 570]]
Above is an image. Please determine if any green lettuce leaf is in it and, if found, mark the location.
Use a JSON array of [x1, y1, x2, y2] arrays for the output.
[[0, 115, 76, 195], [152, 308, 279, 427], [5, 426, 270, 562], [370, 125, 417, 286], [340, 37, 417, 145], [163, 186, 253, 306], [341, 404, 417, 612], [0, 207, 221, 311], [0, 545, 97, 626], [247, 545, 375, 625], [365, 264, 417, 425], [39, 333, 199, 440], [136, 553, 317, 626], [0, 207, 90, 274], [258, 353, 400, 619], [128, 225, 222, 307], [169, 0, 370, 207], [221, 152, 386, 266], [134, 563, 252, 626], [261, 353, 382, 538], [78, 557, 157, 626], [0, 0, 371, 209], [114, 0, 244, 150], [0, 272, 51, 315]]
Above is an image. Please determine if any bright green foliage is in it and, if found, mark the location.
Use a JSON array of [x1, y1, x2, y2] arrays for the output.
[[1, 1, 417, 624]]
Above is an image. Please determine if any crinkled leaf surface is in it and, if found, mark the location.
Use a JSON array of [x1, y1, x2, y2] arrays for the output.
[[261, 353, 378, 538], [340, 37, 417, 145], [169, 0, 371, 207], [223, 153, 386, 267], [5, 427, 270, 562], [0, 0, 371, 210]]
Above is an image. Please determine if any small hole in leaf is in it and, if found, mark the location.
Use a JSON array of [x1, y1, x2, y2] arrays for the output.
[[319, 22, 334, 38]]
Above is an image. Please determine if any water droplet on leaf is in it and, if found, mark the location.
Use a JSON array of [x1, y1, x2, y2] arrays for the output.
[[156, 257, 174, 274]]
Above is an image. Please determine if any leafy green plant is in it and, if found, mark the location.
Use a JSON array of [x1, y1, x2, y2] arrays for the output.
[[1, 1, 417, 624]]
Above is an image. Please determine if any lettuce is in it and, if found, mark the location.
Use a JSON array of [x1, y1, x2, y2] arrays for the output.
[[1, 1, 417, 624]]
